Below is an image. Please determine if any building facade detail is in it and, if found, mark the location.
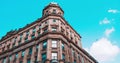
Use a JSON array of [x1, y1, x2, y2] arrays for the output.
[[0, 3, 98, 63]]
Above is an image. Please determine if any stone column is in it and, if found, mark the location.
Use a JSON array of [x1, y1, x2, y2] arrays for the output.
[[31, 46, 36, 63], [38, 43, 41, 62], [46, 39, 51, 63], [23, 48, 29, 63]]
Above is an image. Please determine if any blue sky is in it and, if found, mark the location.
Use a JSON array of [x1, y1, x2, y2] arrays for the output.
[[0, 0, 120, 63]]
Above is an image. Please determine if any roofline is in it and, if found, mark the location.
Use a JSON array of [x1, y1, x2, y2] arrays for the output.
[[42, 3, 64, 15]]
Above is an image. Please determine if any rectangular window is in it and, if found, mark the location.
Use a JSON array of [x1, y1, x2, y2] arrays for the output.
[[9, 55, 12, 61], [62, 43, 64, 50], [38, 31, 41, 36], [52, 40, 57, 48], [13, 42, 15, 48], [29, 47, 32, 55], [25, 37, 28, 42], [52, 27, 57, 32], [39, 25, 41, 29], [34, 56, 37, 63], [72, 49, 75, 57], [14, 37, 17, 42], [16, 53, 18, 59], [20, 61, 23, 63], [27, 59, 31, 63], [26, 31, 29, 36], [42, 53, 46, 63], [22, 50, 25, 57], [52, 53, 57, 60], [43, 40, 47, 49], [45, 21, 48, 24], [3, 58, 6, 63], [25, 31, 29, 42], [53, 9, 56, 14], [20, 34, 23, 41], [82, 56, 84, 63], [31, 28, 36, 39], [78, 54, 81, 61], [53, 19, 56, 22], [33, 28, 36, 33], [74, 60, 76, 63], [62, 54, 65, 60], [36, 45, 39, 52], [43, 28, 48, 33], [31, 34, 35, 39]]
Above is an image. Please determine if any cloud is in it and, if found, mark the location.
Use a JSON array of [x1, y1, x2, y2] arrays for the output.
[[90, 37, 120, 62], [105, 27, 115, 37], [99, 18, 110, 25], [108, 9, 119, 14]]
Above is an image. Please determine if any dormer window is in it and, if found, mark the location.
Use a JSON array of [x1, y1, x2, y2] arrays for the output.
[[52, 9, 57, 14], [45, 10, 49, 15]]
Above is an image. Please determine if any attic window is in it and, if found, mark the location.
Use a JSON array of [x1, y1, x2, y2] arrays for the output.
[[53, 9, 56, 14], [45, 11, 49, 15]]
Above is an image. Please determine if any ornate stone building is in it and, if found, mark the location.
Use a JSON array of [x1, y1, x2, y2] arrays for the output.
[[0, 2, 98, 63]]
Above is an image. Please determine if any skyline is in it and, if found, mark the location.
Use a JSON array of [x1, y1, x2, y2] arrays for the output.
[[0, 0, 120, 63]]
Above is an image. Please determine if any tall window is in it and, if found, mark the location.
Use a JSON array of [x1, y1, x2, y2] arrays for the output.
[[32, 28, 36, 39], [42, 53, 46, 62], [14, 37, 17, 42], [22, 50, 25, 57], [45, 11, 48, 15], [78, 54, 81, 62], [52, 53, 57, 60], [36, 45, 39, 53], [25, 31, 29, 42], [20, 61, 23, 63], [72, 49, 75, 57], [19, 34, 22, 45], [62, 43, 64, 50], [62, 54, 65, 60], [81, 56, 84, 63], [27, 59, 31, 63], [43, 40, 47, 49], [13, 42, 15, 48], [9, 55, 12, 61], [52, 40, 57, 48], [3, 58, 6, 63], [74, 60, 76, 63], [16, 53, 18, 59], [29, 47, 32, 55]]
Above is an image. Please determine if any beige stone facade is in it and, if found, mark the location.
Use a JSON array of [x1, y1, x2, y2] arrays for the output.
[[0, 3, 98, 63]]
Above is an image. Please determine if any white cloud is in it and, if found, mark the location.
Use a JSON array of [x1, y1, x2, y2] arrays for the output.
[[105, 27, 115, 37], [90, 37, 120, 62], [99, 18, 110, 25], [108, 9, 119, 14]]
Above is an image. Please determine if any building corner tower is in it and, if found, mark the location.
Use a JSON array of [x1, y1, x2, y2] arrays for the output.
[[0, 2, 98, 63]]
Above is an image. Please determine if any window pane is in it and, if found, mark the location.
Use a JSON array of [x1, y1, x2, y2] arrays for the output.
[[62, 43, 64, 50], [22, 50, 25, 57], [43, 41, 47, 49], [52, 40, 57, 47], [62, 54, 65, 60], [29, 47, 32, 55], [82, 57, 84, 63], [3, 58, 6, 63], [9, 55, 12, 61], [27, 59, 31, 63], [42, 53, 46, 62], [52, 27, 57, 32], [52, 53, 57, 59]]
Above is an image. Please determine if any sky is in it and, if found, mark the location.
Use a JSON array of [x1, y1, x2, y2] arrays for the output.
[[0, 0, 120, 63]]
